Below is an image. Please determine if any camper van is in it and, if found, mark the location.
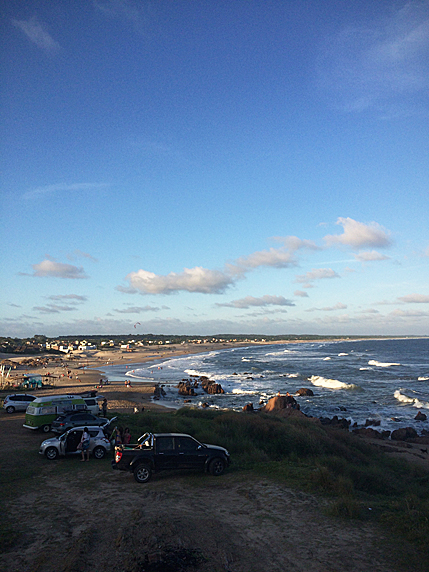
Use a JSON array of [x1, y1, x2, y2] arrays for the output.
[[23, 394, 86, 433]]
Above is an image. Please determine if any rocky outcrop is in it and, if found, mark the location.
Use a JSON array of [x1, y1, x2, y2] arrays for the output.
[[200, 378, 224, 394], [415, 411, 427, 421], [242, 403, 254, 412], [319, 416, 350, 430], [365, 419, 381, 427], [391, 427, 418, 441], [177, 381, 196, 396], [352, 427, 390, 439], [295, 388, 314, 396], [262, 394, 299, 412]]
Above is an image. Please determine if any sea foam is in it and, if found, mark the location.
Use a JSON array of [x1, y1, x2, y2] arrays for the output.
[[368, 360, 401, 367], [309, 375, 358, 390]]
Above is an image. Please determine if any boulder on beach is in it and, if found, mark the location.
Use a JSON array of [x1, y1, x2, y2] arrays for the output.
[[391, 427, 418, 441], [415, 411, 427, 421], [261, 395, 308, 419], [242, 403, 254, 412], [352, 427, 390, 439], [295, 388, 314, 396]]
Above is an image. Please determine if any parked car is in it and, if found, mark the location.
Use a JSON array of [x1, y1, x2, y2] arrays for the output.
[[3, 394, 36, 413], [112, 432, 231, 483], [51, 411, 113, 433], [39, 426, 112, 460]]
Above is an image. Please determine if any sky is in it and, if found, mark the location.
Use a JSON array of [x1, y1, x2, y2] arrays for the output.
[[1, 0, 429, 338]]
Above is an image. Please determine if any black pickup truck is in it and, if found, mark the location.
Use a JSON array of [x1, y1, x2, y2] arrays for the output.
[[112, 432, 231, 483]]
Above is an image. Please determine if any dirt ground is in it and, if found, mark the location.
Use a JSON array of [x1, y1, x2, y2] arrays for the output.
[[0, 412, 419, 572]]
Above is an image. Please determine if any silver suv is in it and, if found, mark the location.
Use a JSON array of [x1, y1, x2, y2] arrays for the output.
[[3, 394, 36, 413], [39, 425, 112, 460]]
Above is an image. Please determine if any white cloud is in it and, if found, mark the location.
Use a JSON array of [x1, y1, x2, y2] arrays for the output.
[[294, 290, 309, 298], [272, 236, 321, 252], [354, 250, 390, 262], [397, 293, 429, 304], [47, 294, 87, 303], [124, 267, 234, 295], [306, 303, 347, 312], [295, 268, 340, 283], [216, 295, 295, 309], [33, 304, 77, 314], [324, 217, 392, 249], [12, 17, 60, 53], [114, 305, 162, 313], [231, 248, 297, 272], [28, 259, 88, 279]]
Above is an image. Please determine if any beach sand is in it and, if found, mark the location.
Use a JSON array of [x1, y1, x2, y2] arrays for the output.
[[0, 341, 254, 414]]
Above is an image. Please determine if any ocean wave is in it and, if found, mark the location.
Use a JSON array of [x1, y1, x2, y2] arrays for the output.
[[394, 389, 429, 409], [231, 389, 258, 395], [368, 360, 401, 367], [309, 375, 359, 390], [338, 353, 348, 356], [323, 357, 331, 361], [418, 376, 429, 381]]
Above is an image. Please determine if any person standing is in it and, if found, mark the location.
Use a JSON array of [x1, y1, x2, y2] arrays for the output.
[[102, 398, 107, 417], [80, 427, 90, 462]]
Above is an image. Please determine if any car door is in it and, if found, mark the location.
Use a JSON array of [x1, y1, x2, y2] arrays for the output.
[[65, 430, 82, 454], [155, 436, 177, 470], [176, 436, 207, 470]]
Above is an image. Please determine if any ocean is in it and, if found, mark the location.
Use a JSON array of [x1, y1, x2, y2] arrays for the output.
[[101, 338, 429, 434]]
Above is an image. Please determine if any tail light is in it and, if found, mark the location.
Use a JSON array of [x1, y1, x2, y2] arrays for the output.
[[115, 450, 122, 463]]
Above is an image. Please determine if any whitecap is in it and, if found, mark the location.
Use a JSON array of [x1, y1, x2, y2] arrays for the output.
[[418, 376, 429, 381], [309, 375, 358, 390], [338, 353, 348, 356], [323, 357, 331, 361], [394, 389, 429, 409], [368, 360, 401, 367]]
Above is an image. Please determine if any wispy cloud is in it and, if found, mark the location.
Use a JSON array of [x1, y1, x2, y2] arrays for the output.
[[114, 305, 162, 313], [306, 302, 347, 312], [397, 293, 429, 304], [316, 2, 429, 115], [47, 294, 87, 303], [67, 250, 98, 263], [12, 16, 60, 53], [216, 295, 295, 309], [324, 217, 392, 249], [94, 0, 152, 34], [354, 250, 390, 262], [295, 268, 340, 284], [23, 182, 108, 200], [33, 304, 78, 314]]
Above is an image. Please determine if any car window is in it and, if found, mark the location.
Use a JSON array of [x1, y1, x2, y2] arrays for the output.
[[89, 430, 99, 437], [176, 437, 199, 452], [74, 414, 88, 421], [157, 437, 174, 452]]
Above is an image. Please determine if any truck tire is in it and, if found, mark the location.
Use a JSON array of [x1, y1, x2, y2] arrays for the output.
[[133, 463, 152, 483], [41, 424, 51, 433], [209, 457, 225, 476]]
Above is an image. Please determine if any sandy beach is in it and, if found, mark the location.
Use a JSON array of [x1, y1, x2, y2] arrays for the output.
[[0, 341, 256, 414]]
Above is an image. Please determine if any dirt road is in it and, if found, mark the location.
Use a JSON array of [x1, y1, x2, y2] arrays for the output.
[[1, 412, 412, 572]]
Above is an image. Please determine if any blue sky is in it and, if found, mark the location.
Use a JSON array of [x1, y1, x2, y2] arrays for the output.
[[1, 0, 428, 338]]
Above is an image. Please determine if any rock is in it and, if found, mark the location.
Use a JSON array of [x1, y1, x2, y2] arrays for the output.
[[391, 427, 418, 441], [177, 381, 196, 396], [295, 388, 314, 396], [352, 427, 388, 439], [242, 403, 254, 412], [415, 411, 427, 421], [262, 394, 300, 412], [200, 378, 224, 394], [319, 416, 350, 430], [365, 419, 381, 427]]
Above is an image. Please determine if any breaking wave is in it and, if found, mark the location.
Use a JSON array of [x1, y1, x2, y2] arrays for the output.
[[368, 360, 401, 367], [309, 375, 359, 390]]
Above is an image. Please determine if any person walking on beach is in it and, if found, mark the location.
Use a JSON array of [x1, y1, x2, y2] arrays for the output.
[[80, 427, 90, 461]]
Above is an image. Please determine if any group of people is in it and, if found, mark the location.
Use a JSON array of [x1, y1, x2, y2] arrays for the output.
[[111, 426, 132, 446]]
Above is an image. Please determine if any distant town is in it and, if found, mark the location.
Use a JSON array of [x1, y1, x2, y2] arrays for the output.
[[0, 333, 414, 355]]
